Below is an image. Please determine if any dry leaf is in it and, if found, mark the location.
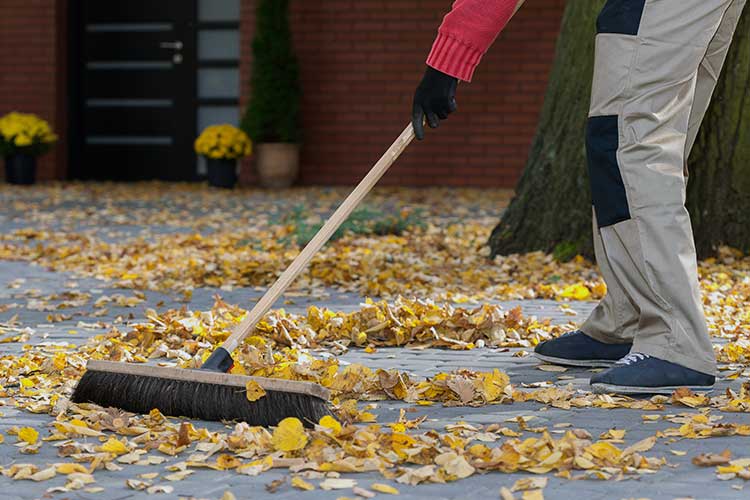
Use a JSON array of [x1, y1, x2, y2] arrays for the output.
[[693, 450, 732, 466], [622, 436, 656, 456], [522, 490, 544, 500], [537, 365, 567, 373], [271, 417, 308, 452], [500, 487, 516, 500], [320, 478, 357, 490], [447, 377, 476, 404], [291, 476, 315, 491], [371, 483, 400, 494], [177, 422, 191, 447], [353, 486, 376, 498], [511, 477, 547, 492], [146, 485, 174, 494], [265, 478, 285, 493], [245, 380, 267, 402], [17, 427, 39, 445]]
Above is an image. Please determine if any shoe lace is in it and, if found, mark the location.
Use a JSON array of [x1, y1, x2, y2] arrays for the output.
[[617, 352, 650, 366]]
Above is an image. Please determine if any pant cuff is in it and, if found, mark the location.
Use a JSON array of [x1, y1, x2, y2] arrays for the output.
[[579, 325, 634, 345], [632, 340, 717, 377]]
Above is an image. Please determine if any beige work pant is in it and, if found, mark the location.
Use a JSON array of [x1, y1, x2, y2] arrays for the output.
[[580, 0, 747, 376]]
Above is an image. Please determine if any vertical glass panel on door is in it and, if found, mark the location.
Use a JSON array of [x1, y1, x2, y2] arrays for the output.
[[198, 30, 240, 61], [198, 68, 239, 98], [198, 0, 241, 22], [198, 106, 240, 132]]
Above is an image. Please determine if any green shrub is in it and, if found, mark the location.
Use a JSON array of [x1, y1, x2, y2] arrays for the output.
[[283, 205, 426, 246], [241, 0, 300, 143]]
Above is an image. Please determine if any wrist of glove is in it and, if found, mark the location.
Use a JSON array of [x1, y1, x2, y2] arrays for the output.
[[412, 66, 459, 140]]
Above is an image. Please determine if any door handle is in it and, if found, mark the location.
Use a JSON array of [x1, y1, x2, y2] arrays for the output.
[[159, 41, 183, 50]]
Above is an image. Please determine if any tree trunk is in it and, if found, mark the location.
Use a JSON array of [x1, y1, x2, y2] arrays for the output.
[[489, 2, 750, 260], [686, 12, 750, 256]]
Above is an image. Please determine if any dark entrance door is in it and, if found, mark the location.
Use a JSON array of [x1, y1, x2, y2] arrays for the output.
[[69, 1, 198, 181]]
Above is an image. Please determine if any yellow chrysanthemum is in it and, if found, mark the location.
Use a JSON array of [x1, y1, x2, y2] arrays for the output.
[[0, 112, 57, 152], [194, 124, 253, 160]]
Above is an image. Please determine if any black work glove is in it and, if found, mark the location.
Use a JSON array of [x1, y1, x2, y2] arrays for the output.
[[412, 66, 458, 140]]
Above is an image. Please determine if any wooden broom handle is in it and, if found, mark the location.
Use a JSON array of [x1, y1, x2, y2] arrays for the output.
[[220, 122, 417, 353]]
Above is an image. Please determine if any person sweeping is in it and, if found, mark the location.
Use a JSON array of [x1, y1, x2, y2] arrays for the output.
[[414, 0, 747, 394]]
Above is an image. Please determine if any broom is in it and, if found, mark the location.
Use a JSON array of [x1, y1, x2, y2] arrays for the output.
[[72, 123, 417, 426]]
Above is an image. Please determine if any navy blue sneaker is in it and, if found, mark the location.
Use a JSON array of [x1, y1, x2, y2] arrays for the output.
[[590, 353, 715, 395], [534, 330, 632, 368]]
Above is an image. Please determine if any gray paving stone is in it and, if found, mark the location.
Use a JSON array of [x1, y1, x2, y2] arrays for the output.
[[0, 202, 748, 500]]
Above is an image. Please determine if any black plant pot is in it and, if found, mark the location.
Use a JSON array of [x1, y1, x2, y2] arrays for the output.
[[206, 158, 238, 189], [4, 154, 36, 185]]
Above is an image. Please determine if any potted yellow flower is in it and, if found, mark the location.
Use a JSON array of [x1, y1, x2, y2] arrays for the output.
[[0, 112, 57, 185], [194, 124, 252, 188]]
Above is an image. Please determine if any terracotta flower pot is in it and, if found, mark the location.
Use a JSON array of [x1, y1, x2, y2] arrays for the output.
[[206, 158, 238, 189], [255, 143, 299, 189], [4, 153, 36, 185]]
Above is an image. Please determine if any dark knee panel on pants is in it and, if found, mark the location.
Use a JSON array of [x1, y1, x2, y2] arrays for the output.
[[586, 115, 631, 228], [597, 0, 647, 35]]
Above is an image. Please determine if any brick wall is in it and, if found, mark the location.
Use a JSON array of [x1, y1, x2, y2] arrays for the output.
[[1, 0, 563, 187], [241, 0, 565, 187], [0, 0, 66, 181]]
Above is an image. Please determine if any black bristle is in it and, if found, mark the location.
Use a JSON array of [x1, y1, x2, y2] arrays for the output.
[[72, 370, 332, 427]]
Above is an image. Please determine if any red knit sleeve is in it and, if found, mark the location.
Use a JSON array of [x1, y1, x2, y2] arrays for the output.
[[426, 0, 520, 82]]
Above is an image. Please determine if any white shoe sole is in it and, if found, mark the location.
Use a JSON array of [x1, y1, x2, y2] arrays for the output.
[[534, 353, 618, 368], [591, 383, 714, 395]]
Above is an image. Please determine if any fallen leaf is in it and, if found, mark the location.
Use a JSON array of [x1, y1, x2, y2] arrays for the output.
[[693, 450, 732, 466], [511, 477, 547, 492], [245, 380, 267, 402], [17, 427, 39, 445], [291, 476, 315, 491], [371, 483, 400, 494], [537, 365, 567, 373], [271, 417, 308, 452], [320, 478, 357, 490]]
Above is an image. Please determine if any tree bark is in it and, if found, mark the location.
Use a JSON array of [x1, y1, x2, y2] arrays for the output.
[[489, 2, 750, 260], [687, 11, 750, 257]]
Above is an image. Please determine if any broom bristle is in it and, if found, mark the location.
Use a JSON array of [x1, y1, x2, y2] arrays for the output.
[[72, 369, 331, 427]]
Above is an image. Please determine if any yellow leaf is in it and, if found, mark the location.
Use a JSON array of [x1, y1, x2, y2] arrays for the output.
[[56, 463, 89, 474], [586, 441, 622, 463], [560, 283, 591, 300], [622, 436, 656, 456], [52, 353, 67, 370], [291, 476, 315, 491], [717, 465, 744, 474], [244, 380, 267, 402], [271, 417, 308, 452], [319, 415, 342, 435], [371, 483, 400, 494], [216, 454, 242, 470], [18, 427, 39, 445], [599, 429, 626, 440], [98, 436, 129, 455], [522, 490, 545, 500], [511, 477, 548, 492], [500, 487, 516, 500]]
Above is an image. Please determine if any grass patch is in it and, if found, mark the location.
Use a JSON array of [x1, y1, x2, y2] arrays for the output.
[[283, 205, 425, 246]]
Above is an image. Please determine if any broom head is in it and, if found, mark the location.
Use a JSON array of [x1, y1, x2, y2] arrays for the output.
[[72, 360, 331, 427]]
